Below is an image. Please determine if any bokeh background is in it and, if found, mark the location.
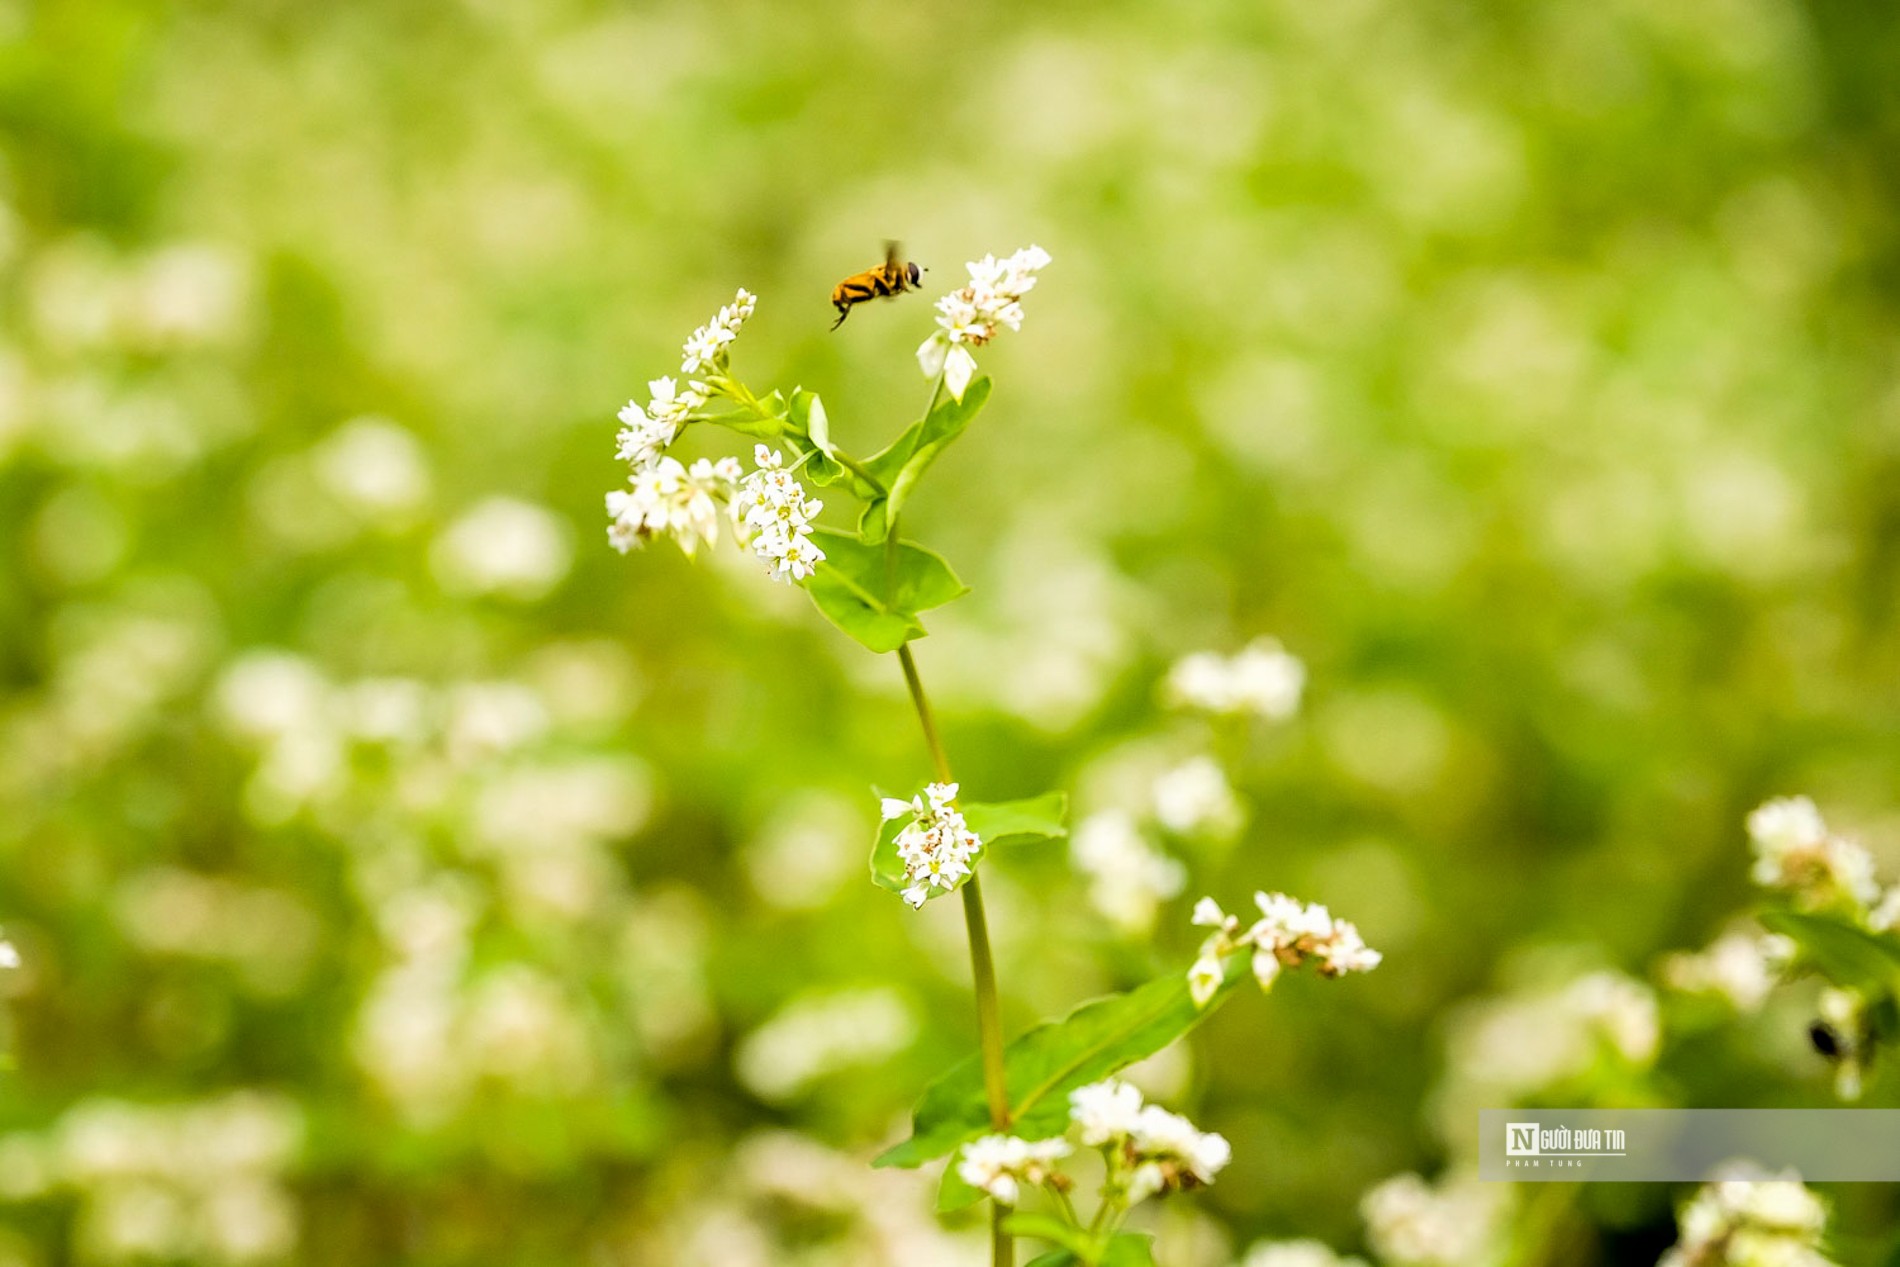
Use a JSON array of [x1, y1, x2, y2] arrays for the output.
[[3, 0, 1900, 1263]]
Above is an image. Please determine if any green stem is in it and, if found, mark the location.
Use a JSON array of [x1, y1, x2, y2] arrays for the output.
[[896, 641, 1012, 1267]]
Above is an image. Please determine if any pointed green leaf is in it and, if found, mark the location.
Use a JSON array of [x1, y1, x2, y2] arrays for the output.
[[937, 1161, 984, 1213], [804, 529, 967, 653], [1760, 910, 1900, 995], [704, 389, 787, 440], [964, 793, 1068, 846], [858, 377, 992, 543], [875, 961, 1244, 1169], [1025, 1254, 1077, 1267], [782, 388, 883, 497]]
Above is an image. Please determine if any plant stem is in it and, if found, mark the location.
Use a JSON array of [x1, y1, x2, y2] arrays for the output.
[[896, 641, 1013, 1267]]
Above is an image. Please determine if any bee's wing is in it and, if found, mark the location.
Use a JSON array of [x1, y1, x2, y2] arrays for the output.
[[883, 239, 901, 270]]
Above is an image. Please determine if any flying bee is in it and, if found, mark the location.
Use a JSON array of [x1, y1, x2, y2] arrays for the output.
[[830, 241, 925, 330]]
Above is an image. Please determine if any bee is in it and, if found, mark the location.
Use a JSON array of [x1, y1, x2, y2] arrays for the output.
[[830, 241, 925, 330]]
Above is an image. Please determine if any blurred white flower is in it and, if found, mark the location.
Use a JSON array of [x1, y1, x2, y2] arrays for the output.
[[1660, 1169, 1834, 1267], [312, 417, 431, 524], [48, 1093, 303, 1265], [1240, 1240, 1369, 1267], [0, 937, 17, 970], [917, 245, 1050, 401], [433, 496, 573, 599], [1151, 756, 1244, 839], [1361, 1172, 1510, 1267], [607, 455, 740, 558], [1165, 638, 1306, 720], [680, 288, 757, 374], [731, 446, 825, 581], [882, 783, 984, 909], [1071, 810, 1186, 934], [1443, 968, 1657, 1106], [955, 1134, 1072, 1206], [1746, 796, 1881, 911], [733, 988, 917, 1103], [1662, 929, 1793, 1013]]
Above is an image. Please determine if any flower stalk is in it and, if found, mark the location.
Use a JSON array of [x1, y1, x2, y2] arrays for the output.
[[899, 641, 1013, 1266]]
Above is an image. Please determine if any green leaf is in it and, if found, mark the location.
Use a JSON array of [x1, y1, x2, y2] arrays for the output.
[[1760, 909, 1900, 995], [1016, 1233, 1155, 1267], [964, 793, 1068, 846], [804, 529, 968, 653], [875, 961, 1244, 1169], [782, 388, 884, 498], [1100, 1234, 1157, 1266], [858, 377, 992, 542], [1003, 1215, 1092, 1256], [937, 1160, 984, 1213]]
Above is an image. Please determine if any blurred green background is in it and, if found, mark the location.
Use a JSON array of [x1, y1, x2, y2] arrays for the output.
[[3, 0, 1900, 1263]]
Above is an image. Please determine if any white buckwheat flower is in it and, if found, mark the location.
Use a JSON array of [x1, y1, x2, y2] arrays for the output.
[[881, 782, 984, 908], [731, 446, 825, 582], [1746, 796, 1880, 910], [606, 456, 741, 556], [1660, 1170, 1834, 1267], [680, 288, 757, 375], [1069, 1079, 1228, 1203], [955, 1135, 1072, 1206], [615, 377, 710, 473], [1165, 638, 1306, 720], [917, 245, 1050, 401], [1185, 890, 1381, 1005], [1126, 1104, 1231, 1199], [1070, 1079, 1146, 1146]]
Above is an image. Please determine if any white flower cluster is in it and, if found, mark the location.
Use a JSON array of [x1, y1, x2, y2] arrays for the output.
[[1662, 928, 1794, 1013], [606, 455, 740, 557], [880, 783, 984, 908], [681, 287, 757, 375], [731, 446, 825, 581], [1165, 638, 1306, 720], [1659, 1172, 1835, 1267], [917, 245, 1050, 401], [951, 1079, 1232, 1211], [1188, 892, 1382, 1006], [1746, 796, 1881, 911], [1360, 1172, 1511, 1267], [615, 377, 709, 472], [606, 290, 764, 557], [1070, 1078, 1231, 1202], [955, 1135, 1073, 1206]]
